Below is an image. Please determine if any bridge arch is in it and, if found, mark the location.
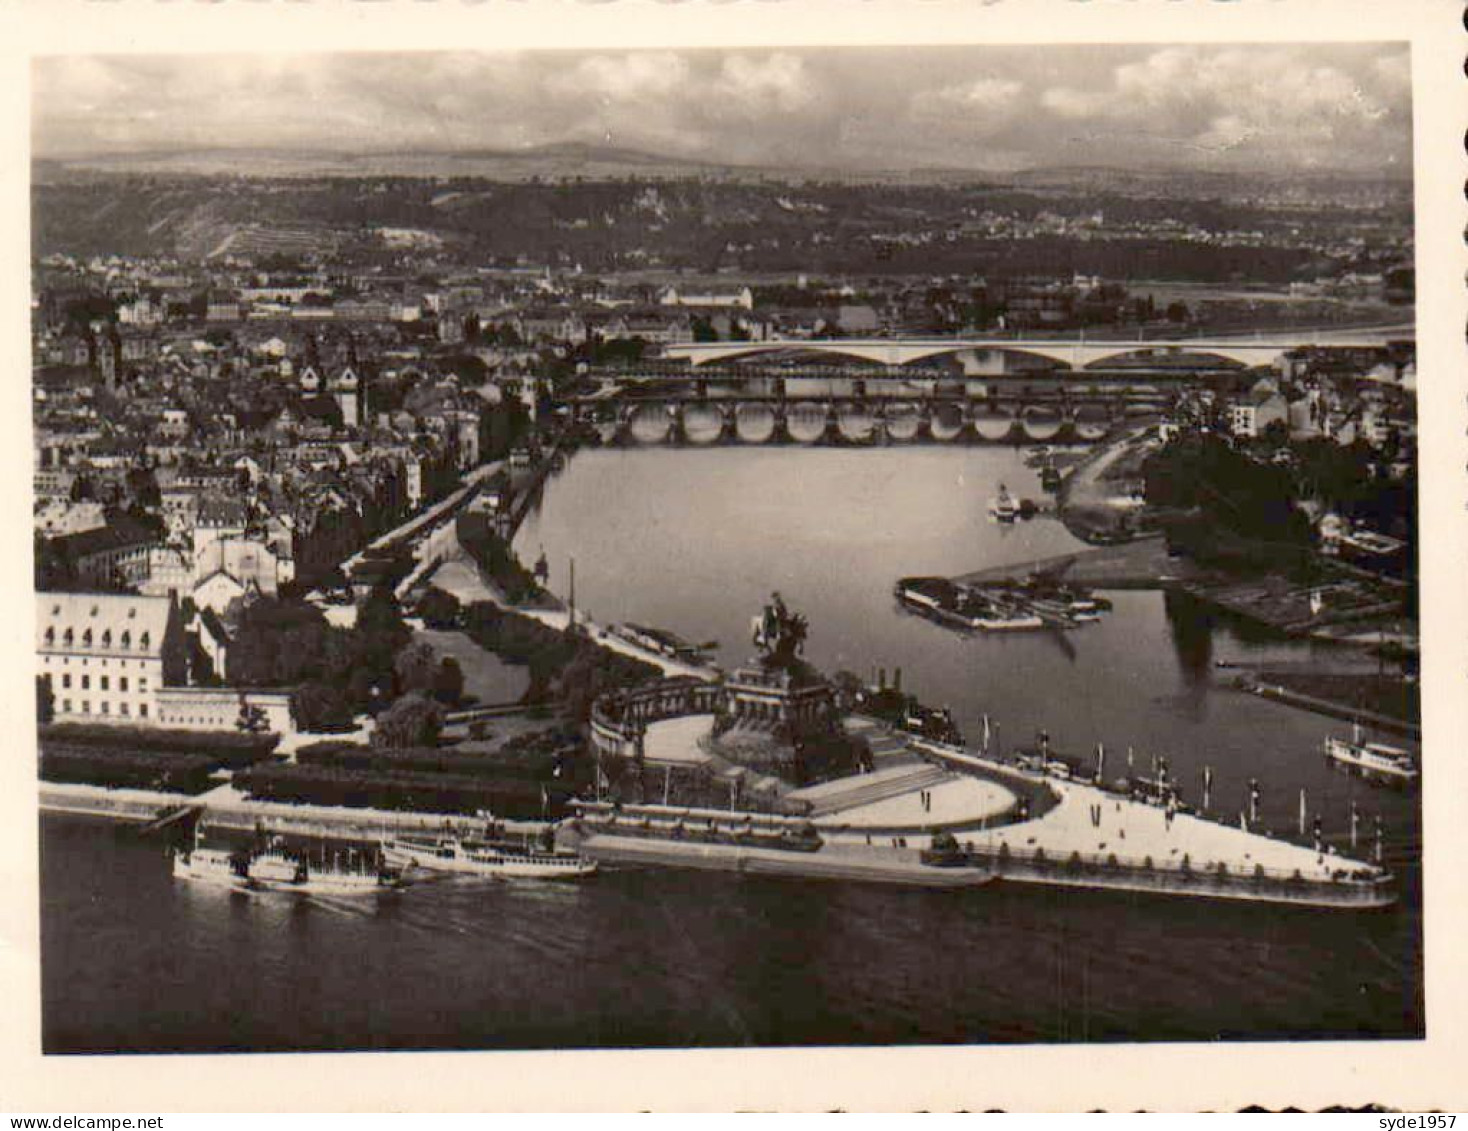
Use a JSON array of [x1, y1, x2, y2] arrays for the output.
[[1076, 345, 1263, 370]]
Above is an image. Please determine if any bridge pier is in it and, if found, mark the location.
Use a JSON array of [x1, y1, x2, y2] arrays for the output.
[[834, 401, 874, 444]]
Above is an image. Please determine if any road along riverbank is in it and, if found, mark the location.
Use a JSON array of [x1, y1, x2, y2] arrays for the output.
[[39, 781, 551, 841]]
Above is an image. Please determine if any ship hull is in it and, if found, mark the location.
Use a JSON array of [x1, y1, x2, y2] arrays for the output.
[[1323, 738, 1418, 788], [173, 848, 403, 894], [383, 839, 597, 880]]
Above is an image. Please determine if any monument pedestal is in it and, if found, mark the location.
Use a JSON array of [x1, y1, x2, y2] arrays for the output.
[[724, 659, 836, 738]]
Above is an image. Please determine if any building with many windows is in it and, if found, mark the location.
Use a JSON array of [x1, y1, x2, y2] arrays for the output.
[[36, 592, 187, 723]]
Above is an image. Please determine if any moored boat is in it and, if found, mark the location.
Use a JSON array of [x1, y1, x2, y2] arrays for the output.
[[1324, 725, 1419, 787], [382, 833, 598, 879], [173, 827, 407, 894], [989, 483, 1019, 522]]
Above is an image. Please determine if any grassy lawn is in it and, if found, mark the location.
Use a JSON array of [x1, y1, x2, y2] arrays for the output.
[[414, 626, 531, 706]]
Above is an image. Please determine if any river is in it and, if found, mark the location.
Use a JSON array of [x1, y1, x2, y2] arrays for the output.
[[41, 445, 1422, 1052]]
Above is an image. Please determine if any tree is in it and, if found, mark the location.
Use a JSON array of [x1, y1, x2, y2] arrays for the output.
[[290, 681, 355, 732], [125, 466, 161, 509], [358, 587, 411, 653], [236, 695, 270, 734], [36, 675, 55, 726], [370, 692, 444, 749], [229, 598, 335, 687], [393, 641, 440, 696], [1260, 419, 1291, 449], [415, 587, 461, 629], [433, 657, 465, 706]]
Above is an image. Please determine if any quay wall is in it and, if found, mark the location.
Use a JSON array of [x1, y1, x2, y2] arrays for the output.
[[39, 782, 194, 822], [575, 831, 995, 888], [935, 844, 1395, 909], [1235, 679, 1420, 738]]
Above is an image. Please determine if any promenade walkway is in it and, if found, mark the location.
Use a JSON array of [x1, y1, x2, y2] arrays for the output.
[[964, 776, 1370, 884], [814, 776, 1013, 832], [839, 720, 1379, 885], [642, 714, 717, 765], [342, 459, 504, 575]]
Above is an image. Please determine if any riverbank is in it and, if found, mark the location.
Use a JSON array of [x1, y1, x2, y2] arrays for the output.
[[955, 533, 1199, 590], [560, 820, 995, 888], [38, 780, 550, 840], [906, 741, 1395, 909], [1054, 424, 1158, 541]]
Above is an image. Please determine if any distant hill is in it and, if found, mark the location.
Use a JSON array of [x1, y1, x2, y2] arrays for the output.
[[35, 146, 1412, 208], [29, 159, 1411, 284], [39, 142, 778, 184]]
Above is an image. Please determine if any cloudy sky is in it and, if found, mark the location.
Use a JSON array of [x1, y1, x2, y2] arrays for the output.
[[33, 44, 1411, 174]]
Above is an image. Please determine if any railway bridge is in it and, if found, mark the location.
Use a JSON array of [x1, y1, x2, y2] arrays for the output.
[[661, 326, 1411, 372]]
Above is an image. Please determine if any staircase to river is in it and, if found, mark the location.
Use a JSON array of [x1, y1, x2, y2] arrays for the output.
[[792, 763, 956, 818]]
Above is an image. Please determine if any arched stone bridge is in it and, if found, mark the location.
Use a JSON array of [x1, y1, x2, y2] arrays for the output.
[[575, 397, 1141, 445]]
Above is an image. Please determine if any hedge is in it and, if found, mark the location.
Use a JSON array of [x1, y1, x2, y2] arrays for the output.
[[294, 741, 583, 783], [237, 764, 576, 820], [39, 722, 279, 768], [40, 746, 218, 794]]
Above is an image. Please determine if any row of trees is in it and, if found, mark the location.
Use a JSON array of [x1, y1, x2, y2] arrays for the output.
[[454, 514, 546, 605], [236, 763, 572, 820], [460, 602, 662, 720]]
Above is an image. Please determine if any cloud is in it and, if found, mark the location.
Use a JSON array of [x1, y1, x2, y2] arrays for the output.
[[711, 53, 817, 116], [550, 52, 693, 103], [1039, 86, 1107, 120], [912, 76, 1025, 120], [31, 45, 1413, 174], [1037, 45, 1410, 167]]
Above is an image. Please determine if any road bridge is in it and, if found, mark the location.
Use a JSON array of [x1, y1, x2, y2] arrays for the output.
[[663, 326, 1411, 371]]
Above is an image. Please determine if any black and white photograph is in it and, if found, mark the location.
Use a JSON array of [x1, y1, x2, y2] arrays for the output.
[[8, 0, 1467, 1112]]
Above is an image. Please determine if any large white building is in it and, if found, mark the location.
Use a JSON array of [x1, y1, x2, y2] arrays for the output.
[[36, 592, 186, 723]]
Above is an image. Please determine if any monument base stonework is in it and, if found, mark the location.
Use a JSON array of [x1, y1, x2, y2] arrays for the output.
[[708, 594, 867, 786]]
